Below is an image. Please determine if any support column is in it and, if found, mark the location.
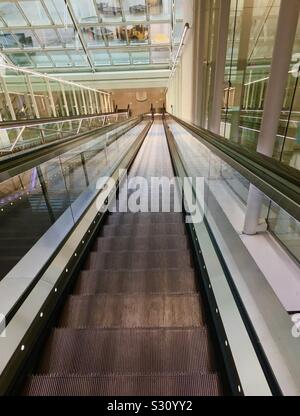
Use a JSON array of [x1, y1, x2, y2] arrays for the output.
[[26, 75, 40, 119], [45, 78, 57, 117], [60, 83, 70, 117], [229, 0, 254, 142], [244, 0, 300, 235], [72, 86, 80, 115], [81, 89, 88, 115], [0, 76, 16, 120], [208, 0, 230, 134], [88, 90, 94, 114], [192, 0, 207, 126]]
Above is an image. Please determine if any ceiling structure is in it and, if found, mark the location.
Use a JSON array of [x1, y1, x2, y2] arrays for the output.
[[0, 0, 184, 76]]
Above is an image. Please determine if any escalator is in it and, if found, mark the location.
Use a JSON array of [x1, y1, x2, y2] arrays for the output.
[[22, 121, 223, 396], [1, 115, 299, 397]]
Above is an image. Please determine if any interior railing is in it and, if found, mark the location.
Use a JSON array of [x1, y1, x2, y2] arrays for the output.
[[0, 112, 129, 156]]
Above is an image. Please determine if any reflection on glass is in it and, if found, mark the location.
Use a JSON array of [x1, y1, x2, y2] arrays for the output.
[[149, 0, 171, 20], [0, 2, 27, 26], [128, 25, 149, 44], [103, 26, 127, 45], [91, 51, 111, 65], [13, 30, 39, 48], [68, 51, 89, 66], [131, 51, 150, 64], [81, 27, 105, 47], [57, 28, 80, 48], [8, 53, 33, 67], [19, 1, 51, 25], [151, 48, 169, 63], [96, 0, 122, 22], [27, 52, 53, 67], [34, 29, 61, 48], [0, 32, 19, 49], [268, 202, 300, 263], [70, 0, 97, 23], [174, 21, 184, 43], [124, 0, 146, 21], [151, 23, 170, 44], [111, 52, 130, 65], [44, 0, 72, 25], [47, 51, 72, 67]]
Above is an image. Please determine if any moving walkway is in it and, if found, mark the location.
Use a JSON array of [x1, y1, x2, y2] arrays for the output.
[[0, 114, 299, 396]]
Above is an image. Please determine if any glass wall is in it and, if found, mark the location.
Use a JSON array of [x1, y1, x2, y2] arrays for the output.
[[221, 0, 300, 171]]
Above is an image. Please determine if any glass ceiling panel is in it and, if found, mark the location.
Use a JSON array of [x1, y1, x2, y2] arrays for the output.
[[68, 51, 89, 66], [0, 3, 27, 26], [91, 51, 111, 65], [127, 24, 149, 45], [27, 51, 53, 67], [8, 53, 33, 67], [96, 0, 122, 22], [111, 51, 130, 65], [19, 1, 51, 25], [34, 28, 61, 48], [70, 0, 98, 23], [43, 0, 72, 25], [13, 29, 40, 48], [81, 27, 105, 47], [47, 51, 72, 67], [132, 51, 150, 64], [0, 0, 182, 70], [124, 0, 146, 21], [0, 32, 20, 49], [57, 28, 80, 48], [149, 0, 172, 20], [104, 26, 127, 46], [151, 23, 170, 44]]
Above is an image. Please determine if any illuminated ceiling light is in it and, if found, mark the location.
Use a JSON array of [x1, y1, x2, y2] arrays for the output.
[[0, 62, 110, 96]]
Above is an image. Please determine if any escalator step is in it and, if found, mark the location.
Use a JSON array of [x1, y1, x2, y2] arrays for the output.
[[93, 235, 188, 252], [38, 328, 214, 374], [106, 213, 183, 225], [101, 223, 186, 237], [24, 374, 222, 396], [74, 269, 198, 295], [59, 294, 204, 329], [85, 250, 193, 271]]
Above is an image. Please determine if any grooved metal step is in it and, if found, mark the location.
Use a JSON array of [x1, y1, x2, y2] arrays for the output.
[[24, 374, 222, 396], [101, 223, 186, 237], [38, 328, 214, 375], [59, 294, 204, 329], [74, 269, 198, 295], [93, 235, 189, 252], [106, 213, 183, 225], [84, 250, 193, 271]]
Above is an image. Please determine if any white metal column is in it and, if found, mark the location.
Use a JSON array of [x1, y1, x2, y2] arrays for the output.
[[244, 0, 300, 235], [88, 90, 94, 114], [72, 86, 80, 116], [0, 76, 16, 120], [26, 74, 40, 119], [193, 0, 207, 126], [60, 83, 70, 117], [81, 89, 88, 115], [45, 78, 57, 117], [208, 0, 230, 134]]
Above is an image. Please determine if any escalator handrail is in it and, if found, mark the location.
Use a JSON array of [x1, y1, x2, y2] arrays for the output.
[[0, 115, 141, 176], [0, 111, 128, 129]]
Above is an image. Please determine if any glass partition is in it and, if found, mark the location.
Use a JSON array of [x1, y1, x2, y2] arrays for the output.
[[0, 115, 142, 280]]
